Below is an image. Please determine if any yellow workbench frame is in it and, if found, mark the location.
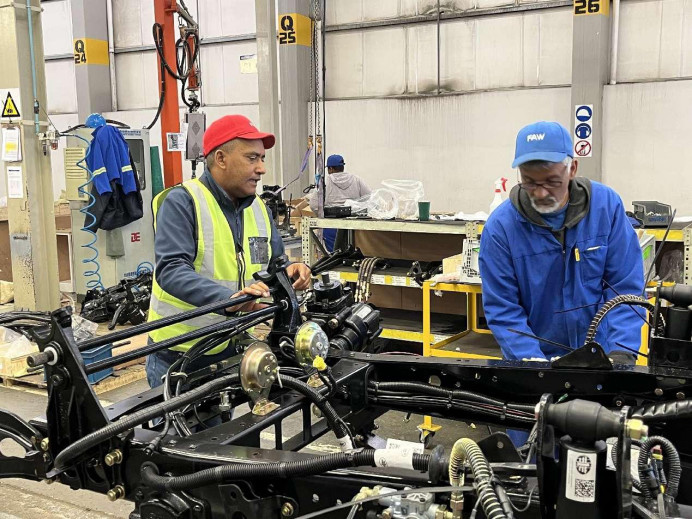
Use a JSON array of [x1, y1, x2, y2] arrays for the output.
[[419, 281, 501, 442]]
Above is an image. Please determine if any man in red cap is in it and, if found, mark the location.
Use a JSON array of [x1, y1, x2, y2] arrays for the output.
[[145, 115, 311, 388]]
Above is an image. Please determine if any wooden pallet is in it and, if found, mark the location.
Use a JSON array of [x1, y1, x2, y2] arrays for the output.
[[0, 363, 146, 395]]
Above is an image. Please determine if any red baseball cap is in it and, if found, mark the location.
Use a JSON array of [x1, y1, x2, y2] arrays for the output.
[[203, 115, 275, 156]]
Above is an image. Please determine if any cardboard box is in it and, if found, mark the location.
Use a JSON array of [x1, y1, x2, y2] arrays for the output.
[[443, 254, 465, 275]]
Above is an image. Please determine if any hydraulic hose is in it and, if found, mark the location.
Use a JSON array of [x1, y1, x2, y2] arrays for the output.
[[370, 381, 536, 413], [53, 373, 240, 471], [637, 436, 681, 503], [584, 295, 661, 345], [631, 400, 692, 423], [140, 450, 430, 491], [369, 393, 535, 424], [280, 374, 352, 444], [449, 438, 507, 519]]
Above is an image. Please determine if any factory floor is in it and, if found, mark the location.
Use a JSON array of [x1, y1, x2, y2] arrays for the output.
[[0, 376, 488, 518]]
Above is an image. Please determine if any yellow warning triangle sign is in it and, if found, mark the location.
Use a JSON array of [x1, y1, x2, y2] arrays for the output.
[[2, 92, 20, 118]]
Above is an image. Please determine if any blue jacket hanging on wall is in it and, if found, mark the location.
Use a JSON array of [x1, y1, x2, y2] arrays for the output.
[[84, 125, 143, 231]]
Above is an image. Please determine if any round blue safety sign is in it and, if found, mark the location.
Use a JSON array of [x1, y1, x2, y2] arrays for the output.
[[575, 105, 593, 122], [575, 123, 592, 139]]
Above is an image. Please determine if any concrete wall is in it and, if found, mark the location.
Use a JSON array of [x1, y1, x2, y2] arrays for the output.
[[2, 0, 692, 216]]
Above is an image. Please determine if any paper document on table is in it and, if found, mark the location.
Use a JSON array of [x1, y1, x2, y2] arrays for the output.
[[1, 127, 21, 162]]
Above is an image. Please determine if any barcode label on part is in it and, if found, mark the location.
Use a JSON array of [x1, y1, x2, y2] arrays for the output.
[[566, 450, 596, 502], [371, 274, 385, 285], [575, 479, 595, 499]]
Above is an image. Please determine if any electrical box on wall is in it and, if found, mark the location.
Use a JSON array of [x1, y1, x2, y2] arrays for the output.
[[64, 147, 87, 201]]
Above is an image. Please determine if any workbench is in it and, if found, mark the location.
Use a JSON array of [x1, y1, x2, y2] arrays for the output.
[[303, 216, 691, 354]]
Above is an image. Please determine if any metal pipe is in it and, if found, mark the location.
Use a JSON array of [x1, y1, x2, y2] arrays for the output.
[[436, 0, 441, 95], [324, 0, 572, 33], [610, 0, 620, 85], [84, 304, 278, 373], [106, 0, 118, 111], [321, 0, 327, 161], [25, 0, 40, 134], [78, 292, 258, 350]]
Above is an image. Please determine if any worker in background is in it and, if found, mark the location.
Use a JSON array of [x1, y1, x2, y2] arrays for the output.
[[479, 121, 644, 363], [309, 154, 371, 251], [145, 115, 312, 388]]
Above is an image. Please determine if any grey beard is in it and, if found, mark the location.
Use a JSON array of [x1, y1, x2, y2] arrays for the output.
[[530, 196, 561, 214]]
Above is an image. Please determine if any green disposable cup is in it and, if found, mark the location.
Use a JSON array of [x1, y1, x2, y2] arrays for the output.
[[418, 201, 430, 221]]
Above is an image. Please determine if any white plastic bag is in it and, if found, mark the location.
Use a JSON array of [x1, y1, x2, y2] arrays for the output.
[[72, 314, 99, 342], [0, 326, 35, 361], [344, 193, 372, 215], [367, 188, 399, 220], [382, 179, 424, 220]]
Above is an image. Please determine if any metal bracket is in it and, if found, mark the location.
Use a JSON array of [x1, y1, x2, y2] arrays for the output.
[[0, 410, 46, 480], [551, 342, 613, 370]]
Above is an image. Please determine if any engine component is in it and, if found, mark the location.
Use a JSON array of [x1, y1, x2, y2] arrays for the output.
[[260, 185, 295, 238], [375, 486, 451, 519], [81, 271, 152, 328], [4, 256, 692, 519], [659, 284, 692, 307], [294, 321, 329, 366], [240, 342, 280, 415], [330, 303, 381, 352], [306, 273, 354, 314]]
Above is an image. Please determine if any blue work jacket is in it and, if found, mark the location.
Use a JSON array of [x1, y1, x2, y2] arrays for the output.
[[479, 181, 644, 360]]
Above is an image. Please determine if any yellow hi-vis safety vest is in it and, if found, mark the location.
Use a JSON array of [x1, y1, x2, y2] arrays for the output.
[[147, 178, 272, 354]]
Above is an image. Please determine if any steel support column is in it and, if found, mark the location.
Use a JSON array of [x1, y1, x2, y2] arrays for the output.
[[70, 0, 113, 121], [0, 0, 60, 310], [255, 0, 282, 186], [570, 5, 611, 180], [278, 0, 312, 197]]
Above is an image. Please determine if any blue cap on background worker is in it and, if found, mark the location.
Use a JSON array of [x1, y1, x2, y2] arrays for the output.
[[326, 154, 345, 168], [511, 121, 573, 168]]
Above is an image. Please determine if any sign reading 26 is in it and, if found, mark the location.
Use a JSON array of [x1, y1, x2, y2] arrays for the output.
[[574, 0, 606, 15]]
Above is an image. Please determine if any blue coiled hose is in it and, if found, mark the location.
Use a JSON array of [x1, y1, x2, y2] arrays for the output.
[[65, 133, 104, 291]]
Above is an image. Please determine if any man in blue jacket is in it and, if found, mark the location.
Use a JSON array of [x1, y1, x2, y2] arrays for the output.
[[479, 121, 644, 364]]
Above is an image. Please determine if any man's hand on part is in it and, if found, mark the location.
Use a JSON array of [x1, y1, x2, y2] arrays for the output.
[[286, 263, 312, 290], [227, 282, 271, 313]]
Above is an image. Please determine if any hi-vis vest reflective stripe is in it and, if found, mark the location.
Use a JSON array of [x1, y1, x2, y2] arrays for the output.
[[147, 178, 272, 353]]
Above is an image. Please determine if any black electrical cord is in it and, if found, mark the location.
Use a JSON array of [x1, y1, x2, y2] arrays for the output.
[[53, 373, 240, 471], [638, 436, 681, 503], [280, 374, 353, 443], [369, 393, 535, 424], [164, 312, 271, 436], [140, 449, 431, 491], [146, 23, 169, 130], [370, 381, 536, 413]]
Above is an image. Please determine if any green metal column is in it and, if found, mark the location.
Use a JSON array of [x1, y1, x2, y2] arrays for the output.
[[0, 0, 60, 310], [70, 0, 113, 120], [570, 1, 611, 181]]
